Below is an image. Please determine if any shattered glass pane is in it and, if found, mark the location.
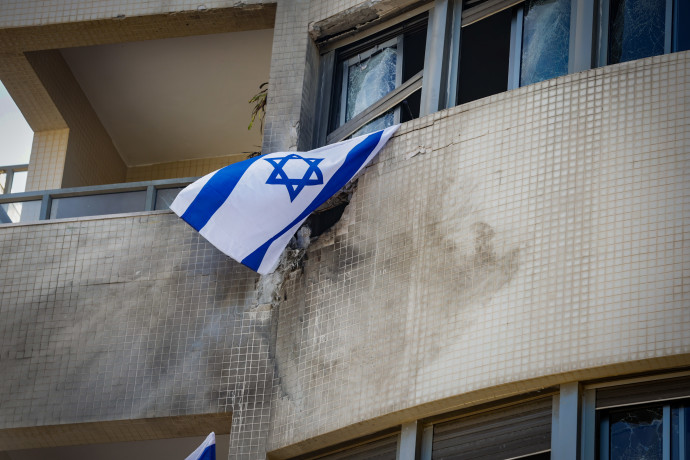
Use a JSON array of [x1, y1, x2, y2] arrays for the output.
[[521, 0, 571, 86], [346, 46, 397, 123], [609, 406, 663, 460], [351, 109, 395, 138], [608, 0, 665, 64]]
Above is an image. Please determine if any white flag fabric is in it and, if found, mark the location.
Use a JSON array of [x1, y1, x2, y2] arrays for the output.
[[171, 125, 399, 275], [185, 432, 215, 460]]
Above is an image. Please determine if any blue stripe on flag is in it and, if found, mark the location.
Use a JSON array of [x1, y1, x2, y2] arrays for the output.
[[194, 444, 216, 460], [241, 130, 383, 271], [181, 156, 262, 231]]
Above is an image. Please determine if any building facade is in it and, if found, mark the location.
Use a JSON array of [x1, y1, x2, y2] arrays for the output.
[[0, 0, 689, 459]]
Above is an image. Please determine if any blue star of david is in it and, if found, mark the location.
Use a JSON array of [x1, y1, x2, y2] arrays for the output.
[[264, 153, 324, 201]]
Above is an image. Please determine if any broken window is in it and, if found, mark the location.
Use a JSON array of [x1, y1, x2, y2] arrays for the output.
[[315, 0, 686, 143], [598, 402, 690, 459], [607, 0, 667, 64], [521, 0, 571, 85], [319, 14, 427, 144], [598, 0, 687, 64], [583, 374, 690, 459], [457, 0, 572, 104]]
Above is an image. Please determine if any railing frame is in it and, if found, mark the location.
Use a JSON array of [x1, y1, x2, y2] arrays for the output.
[[0, 163, 29, 195], [0, 176, 197, 222]]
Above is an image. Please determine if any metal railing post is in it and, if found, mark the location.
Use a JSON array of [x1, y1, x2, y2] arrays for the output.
[[39, 194, 51, 220], [145, 185, 156, 211]]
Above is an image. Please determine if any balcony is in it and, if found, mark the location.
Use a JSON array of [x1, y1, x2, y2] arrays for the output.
[[0, 170, 195, 224]]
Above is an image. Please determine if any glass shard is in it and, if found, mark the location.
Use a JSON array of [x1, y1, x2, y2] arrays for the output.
[[609, 406, 663, 460], [346, 46, 397, 123], [521, 0, 571, 86], [608, 0, 666, 64]]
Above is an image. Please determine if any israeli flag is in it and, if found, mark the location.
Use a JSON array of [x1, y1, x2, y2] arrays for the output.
[[171, 125, 398, 275], [185, 432, 215, 460]]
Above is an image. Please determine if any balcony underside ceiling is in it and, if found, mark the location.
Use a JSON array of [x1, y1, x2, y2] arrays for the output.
[[0, 4, 276, 166]]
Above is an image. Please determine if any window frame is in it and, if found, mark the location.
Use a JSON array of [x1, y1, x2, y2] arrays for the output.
[[336, 36, 404, 130]]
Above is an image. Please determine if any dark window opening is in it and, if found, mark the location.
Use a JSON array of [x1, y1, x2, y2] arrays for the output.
[[457, 8, 512, 105], [400, 25, 426, 123], [306, 202, 349, 238]]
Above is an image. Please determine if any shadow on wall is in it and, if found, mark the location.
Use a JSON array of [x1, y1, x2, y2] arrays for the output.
[[271, 164, 521, 440]]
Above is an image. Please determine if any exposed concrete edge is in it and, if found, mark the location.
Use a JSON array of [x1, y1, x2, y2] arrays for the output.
[[267, 354, 690, 458], [308, 0, 429, 42], [0, 413, 232, 451], [0, 5, 277, 51]]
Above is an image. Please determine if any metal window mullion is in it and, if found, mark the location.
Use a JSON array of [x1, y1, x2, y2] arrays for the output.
[[551, 394, 561, 456], [39, 193, 51, 220], [597, 0, 610, 66], [672, 0, 682, 51], [145, 185, 156, 211], [508, 6, 524, 90], [313, 50, 336, 148], [568, 0, 596, 73], [419, 425, 433, 460], [397, 421, 422, 460], [394, 34, 404, 124], [581, 389, 597, 460], [445, 0, 463, 107], [4, 168, 14, 195], [664, 0, 673, 53], [420, 0, 454, 116], [552, 383, 580, 460], [339, 60, 349, 127], [679, 405, 687, 459], [599, 414, 610, 460], [663, 405, 671, 460], [462, 0, 524, 26]]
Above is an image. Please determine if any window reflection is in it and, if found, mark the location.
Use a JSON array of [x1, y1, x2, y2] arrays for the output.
[[155, 187, 184, 211], [0, 201, 41, 223], [50, 191, 146, 219]]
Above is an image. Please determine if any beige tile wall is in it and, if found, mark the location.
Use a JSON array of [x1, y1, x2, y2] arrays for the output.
[[0, 213, 264, 453], [268, 51, 690, 454], [262, 0, 314, 154], [25, 129, 68, 191], [126, 154, 250, 182]]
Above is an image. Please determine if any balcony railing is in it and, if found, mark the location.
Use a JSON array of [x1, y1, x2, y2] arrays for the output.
[[0, 176, 197, 224], [0, 164, 29, 195]]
